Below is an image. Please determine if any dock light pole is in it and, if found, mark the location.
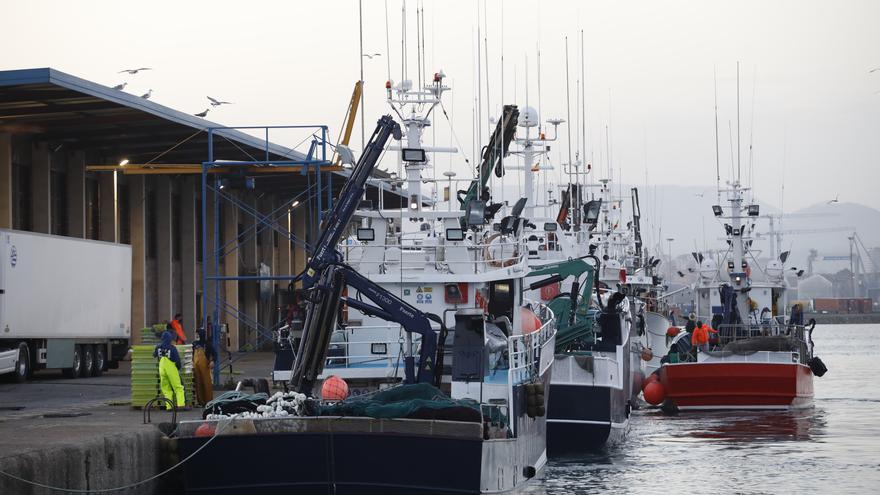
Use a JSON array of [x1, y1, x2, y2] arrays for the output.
[[666, 237, 675, 280]]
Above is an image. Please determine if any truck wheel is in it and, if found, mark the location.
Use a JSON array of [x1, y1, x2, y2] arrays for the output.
[[14, 343, 30, 383], [81, 345, 95, 377], [91, 345, 105, 377], [63, 345, 83, 379]]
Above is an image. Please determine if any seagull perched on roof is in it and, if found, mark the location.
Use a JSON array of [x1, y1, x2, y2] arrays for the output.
[[361, 53, 382, 59], [111, 82, 127, 91], [194, 108, 210, 118], [827, 194, 839, 205], [119, 68, 152, 75], [207, 96, 232, 107], [140, 89, 153, 99]]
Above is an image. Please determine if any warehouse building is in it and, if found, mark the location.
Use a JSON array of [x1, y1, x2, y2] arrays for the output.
[[0, 68, 400, 351]]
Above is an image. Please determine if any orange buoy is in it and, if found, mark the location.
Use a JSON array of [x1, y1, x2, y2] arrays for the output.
[[640, 348, 654, 361], [521, 307, 542, 334], [643, 373, 660, 389], [643, 380, 666, 406], [321, 375, 350, 401], [195, 422, 216, 437]]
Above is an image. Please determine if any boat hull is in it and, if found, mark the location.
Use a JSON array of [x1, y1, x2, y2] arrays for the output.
[[659, 361, 814, 410], [178, 425, 485, 494], [547, 383, 628, 453]]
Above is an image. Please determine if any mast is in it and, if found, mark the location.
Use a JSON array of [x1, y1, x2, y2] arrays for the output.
[[564, 37, 574, 230]]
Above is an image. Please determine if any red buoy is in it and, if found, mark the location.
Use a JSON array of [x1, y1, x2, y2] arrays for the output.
[[666, 326, 680, 337], [195, 422, 216, 437], [643, 380, 666, 406], [643, 373, 660, 389], [321, 375, 350, 401]]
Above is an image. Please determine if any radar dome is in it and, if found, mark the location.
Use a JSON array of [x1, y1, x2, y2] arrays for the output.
[[519, 106, 539, 128]]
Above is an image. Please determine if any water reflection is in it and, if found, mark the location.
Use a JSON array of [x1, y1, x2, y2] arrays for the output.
[[526, 325, 879, 494], [654, 408, 827, 443]]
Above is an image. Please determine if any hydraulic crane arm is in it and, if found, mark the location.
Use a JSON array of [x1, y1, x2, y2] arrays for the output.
[[290, 115, 444, 395], [303, 114, 401, 287], [457, 105, 519, 214]]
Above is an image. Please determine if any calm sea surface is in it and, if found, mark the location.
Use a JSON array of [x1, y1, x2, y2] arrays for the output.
[[528, 323, 880, 494]]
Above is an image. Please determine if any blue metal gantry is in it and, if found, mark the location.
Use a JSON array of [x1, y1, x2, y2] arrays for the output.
[[200, 125, 335, 385]]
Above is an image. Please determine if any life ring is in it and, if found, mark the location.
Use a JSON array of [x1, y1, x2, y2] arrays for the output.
[[483, 233, 519, 267]]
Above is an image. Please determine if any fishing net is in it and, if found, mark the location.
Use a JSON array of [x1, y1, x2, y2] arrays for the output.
[[318, 383, 482, 423]]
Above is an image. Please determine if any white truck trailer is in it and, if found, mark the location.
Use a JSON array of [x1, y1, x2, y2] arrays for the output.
[[0, 229, 131, 381]]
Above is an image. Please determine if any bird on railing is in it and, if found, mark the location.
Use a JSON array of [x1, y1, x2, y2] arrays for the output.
[[111, 82, 127, 91], [140, 89, 153, 99], [194, 108, 210, 118]]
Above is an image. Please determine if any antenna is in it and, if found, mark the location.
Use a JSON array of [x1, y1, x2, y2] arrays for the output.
[[384, 0, 392, 82], [358, 0, 366, 152], [713, 66, 720, 203], [580, 29, 588, 188], [565, 36, 573, 184], [748, 65, 757, 201], [736, 61, 741, 184]]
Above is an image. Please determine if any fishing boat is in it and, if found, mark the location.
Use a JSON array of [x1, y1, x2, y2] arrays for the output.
[[175, 65, 557, 491], [646, 180, 827, 411]]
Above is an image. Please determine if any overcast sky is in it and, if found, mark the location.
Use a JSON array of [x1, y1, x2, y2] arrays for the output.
[[3, 0, 879, 215]]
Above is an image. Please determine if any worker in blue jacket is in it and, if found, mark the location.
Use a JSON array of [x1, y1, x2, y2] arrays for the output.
[[153, 330, 185, 410]]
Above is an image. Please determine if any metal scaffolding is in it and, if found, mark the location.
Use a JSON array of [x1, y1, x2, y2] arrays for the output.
[[200, 125, 336, 384]]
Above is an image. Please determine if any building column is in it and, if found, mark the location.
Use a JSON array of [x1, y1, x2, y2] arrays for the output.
[[155, 176, 173, 324], [130, 175, 147, 341], [180, 177, 198, 341], [99, 173, 118, 242], [222, 196, 240, 351], [0, 134, 11, 229], [241, 196, 258, 349], [259, 197, 276, 336], [277, 199, 292, 280], [66, 150, 86, 238], [31, 143, 51, 234], [292, 205, 308, 286]]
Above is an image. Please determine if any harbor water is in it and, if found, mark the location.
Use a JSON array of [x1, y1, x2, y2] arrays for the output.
[[529, 324, 880, 494]]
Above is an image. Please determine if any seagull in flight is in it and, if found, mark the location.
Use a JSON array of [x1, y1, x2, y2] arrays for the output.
[[362, 53, 382, 59], [194, 108, 210, 118], [870, 67, 880, 73], [111, 82, 127, 91], [140, 89, 153, 99], [694, 191, 705, 198], [119, 68, 152, 75], [207, 96, 233, 107], [827, 194, 839, 205]]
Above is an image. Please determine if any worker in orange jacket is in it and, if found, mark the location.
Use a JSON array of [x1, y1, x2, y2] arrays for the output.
[[691, 320, 718, 352], [170, 313, 187, 345]]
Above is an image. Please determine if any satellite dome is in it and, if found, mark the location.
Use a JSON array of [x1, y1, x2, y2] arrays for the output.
[[519, 106, 539, 128]]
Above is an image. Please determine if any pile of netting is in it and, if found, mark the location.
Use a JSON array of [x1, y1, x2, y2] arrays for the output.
[[203, 390, 309, 419], [318, 383, 482, 423]]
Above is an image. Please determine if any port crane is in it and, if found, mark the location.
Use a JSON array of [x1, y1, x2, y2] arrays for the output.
[[290, 115, 445, 395]]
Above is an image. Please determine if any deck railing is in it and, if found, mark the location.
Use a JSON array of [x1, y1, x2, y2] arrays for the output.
[[342, 238, 527, 273], [507, 304, 556, 385]]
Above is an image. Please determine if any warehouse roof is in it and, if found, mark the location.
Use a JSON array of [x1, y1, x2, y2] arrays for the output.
[[0, 67, 403, 202], [0, 67, 311, 164]]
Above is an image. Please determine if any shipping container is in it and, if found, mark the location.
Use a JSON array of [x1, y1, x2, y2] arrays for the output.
[[0, 229, 131, 381]]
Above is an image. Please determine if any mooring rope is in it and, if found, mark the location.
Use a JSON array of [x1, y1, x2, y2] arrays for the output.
[[0, 420, 230, 493]]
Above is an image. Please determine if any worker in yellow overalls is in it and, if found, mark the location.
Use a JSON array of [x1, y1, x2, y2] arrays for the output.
[[153, 330, 185, 409]]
